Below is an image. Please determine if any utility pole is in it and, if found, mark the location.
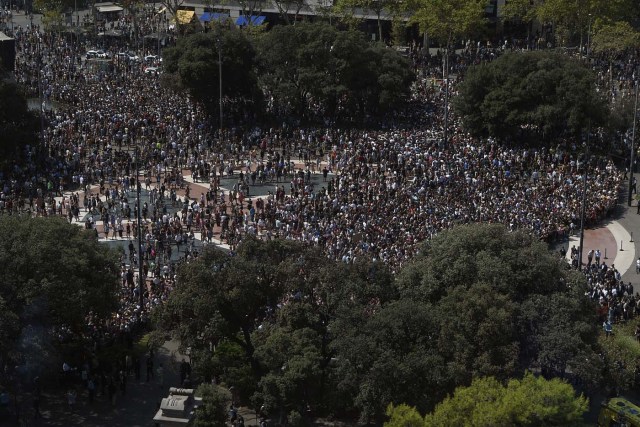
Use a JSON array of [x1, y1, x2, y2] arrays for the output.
[[135, 150, 145, 311], [217, 34, 223, 145], [630, 81, 639, 206], [578, 124, 590, 270], [443, 46, 449, 148]]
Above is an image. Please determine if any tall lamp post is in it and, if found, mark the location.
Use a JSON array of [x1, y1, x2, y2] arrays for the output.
[[629, 81, 639, 206], [443, 48, 449, 147], [135, 149, 145, 311], [216, 35, 223, 145], [578, 124, 590, 269]]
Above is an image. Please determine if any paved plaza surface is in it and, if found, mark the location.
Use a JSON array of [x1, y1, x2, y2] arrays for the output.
[[559, 191, 640, 284]]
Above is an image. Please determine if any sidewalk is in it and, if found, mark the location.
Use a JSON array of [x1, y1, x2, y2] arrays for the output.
[[0, 340, 187, 427], [615, 192, 640, 286]]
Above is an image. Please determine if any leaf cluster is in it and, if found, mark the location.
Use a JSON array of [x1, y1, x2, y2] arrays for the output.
[[0, 80, 39, 163], [454, 51, 608, 142], [408, 0, 487, 46], [161, 23, 414, 124], [0, 217, 120, 366], [162, 28, 262, 117], [156, 224, 599, 423], [385, 372, 588, 427]]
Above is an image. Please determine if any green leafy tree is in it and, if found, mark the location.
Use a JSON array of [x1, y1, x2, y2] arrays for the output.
[[406, 0, 485, 144], [251, 252, 395, 419], [162, 28, 261, 118], [422, 373, 588, 427], [334, 0, 403, 42], [435, 284, 520, 386], [591, 21, 640, 92], [253, 326, 324, 423], [395, 224, 601, 403], [532, 0, 638, 48], [331, 298, 444, 423], [258, 23, 414, 123], [272, 0, 306, 25], [33, 0, 68, 30], [154, 239, 308, 376], [500, 0, 542, 41], [453, 51, 608, 142], [0, 217, 119, 369], [194, 384, 232, 427], [385, 403, 425, 427], [0, 80, 39, 163], [409, 0, 486, 49], [535, 0, 592, 47], [501, 0, 540, 23], [161, 0, 186, 22]]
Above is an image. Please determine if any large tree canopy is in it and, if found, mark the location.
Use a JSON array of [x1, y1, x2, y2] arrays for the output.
[[0, 80, 39, 163], [408, 0, 487, 47], [393, 224, 599, 400], [0, 217, 119, 369], [454, 51, 608, 142], [162, 29, 262, 118], [258, 23, 415, 123], [386, 373, 588, 427], [162, 23, 413, 125], [156, 225, 600, 423]]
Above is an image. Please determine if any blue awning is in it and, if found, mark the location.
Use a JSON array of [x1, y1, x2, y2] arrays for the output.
[[235, 15, 265, 26], [212, 13, 230, 21], [201, 12, 229, 22]]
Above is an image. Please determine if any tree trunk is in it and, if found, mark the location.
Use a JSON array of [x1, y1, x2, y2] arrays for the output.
[[610, 59, 614, 99]]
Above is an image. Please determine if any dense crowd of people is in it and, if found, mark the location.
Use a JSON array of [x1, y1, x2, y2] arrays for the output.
[[2, 25, 626, 270], [0, 11, 636, 419]]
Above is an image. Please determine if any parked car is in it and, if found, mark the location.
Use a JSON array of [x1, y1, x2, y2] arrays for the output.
[[96, 50, 110, 59], [144, 66, 161, 75], [86, 49, 99, 59]]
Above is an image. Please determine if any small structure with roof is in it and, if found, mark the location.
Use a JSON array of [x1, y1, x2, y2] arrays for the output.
[[0, 32, 15, 72], [153, 387, 202, 427], [93, 2, 124, 21]]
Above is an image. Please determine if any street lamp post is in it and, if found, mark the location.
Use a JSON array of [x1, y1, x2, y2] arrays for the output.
[[629, 81, 639, 207], [135, 150, 145, 311], [9, 0, 13, 33], [216, 35, 223, 144], [443, 51, 449, 148], [578, 124, 590, 269]]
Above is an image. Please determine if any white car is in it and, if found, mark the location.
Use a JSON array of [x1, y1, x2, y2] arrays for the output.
[[86, 50, 99, 59], [127, 52, 140, 62], [144, 55, 158, 63], [144, 66, 161, 75], [96, 50, 110, 59]]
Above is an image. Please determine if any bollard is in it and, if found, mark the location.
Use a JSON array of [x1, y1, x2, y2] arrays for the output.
[[605, 248, 608, 259], [632, 232, 635, 243], [621, 240, 624, 251]]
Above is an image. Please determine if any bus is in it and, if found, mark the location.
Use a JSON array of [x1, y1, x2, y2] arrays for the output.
[[599, 398, 640, 427]]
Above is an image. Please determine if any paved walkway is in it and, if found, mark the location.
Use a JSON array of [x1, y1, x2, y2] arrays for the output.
[[559, 189, 640, 285], [0, 340, 190, 427]]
